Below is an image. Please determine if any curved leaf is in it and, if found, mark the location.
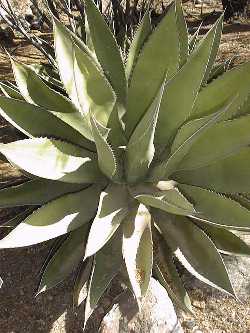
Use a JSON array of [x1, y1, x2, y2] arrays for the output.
[[12, 60, 76, 112], [38, 225, 89, 293], [191, 61, 250, 120], [125, 10, 151, 80], [155, 16, 223, 146], [134, 187, 194, 216], [0, 96, 93, 149], [175, 114, 250, 171], [196, 222, 250, 256], [90, 117, 117, 180], [178, 184, 250, 230], [73, 44, 116, 126], [123, 204, 153, 301], [0, 81, 24, 100], [84, 232, 122, 326], [84, 0, 126, 105], [73, 259, 93, 307], [153, 210, 235, 296], [85, 183, 129, 258], [125, 3, 180, 138], [174, 147, 250, 193], [0, 138, 102, 184], [153, 234, 192, 312], [126, 80, 165, 183], [0, 179, 87, 208], [151, 98, 234, 180], [0, 185, 100, 248], [175, 0, 188, 67]]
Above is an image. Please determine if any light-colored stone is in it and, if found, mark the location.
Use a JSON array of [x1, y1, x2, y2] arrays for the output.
[[224, 234, 250, 300], [99, 278, 183, 333]]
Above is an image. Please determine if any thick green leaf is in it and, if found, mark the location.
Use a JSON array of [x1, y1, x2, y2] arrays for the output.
[[202, 15, 223, 85], [178, 184, 250, 230], [196, 222, 250, 256], [188, 23, 202, 53], [12, 60, 94, 145], [84, 232, 122, 326], [84, 0, 126, 105], [191, 61, 250, 120], [174, 114, 250, 171], [153, 235, 192, 312], [0, 96, 93, 150], [134, 186, 194, 216], [84, 184, 129, 258], [1, 208, 33, 228], [90, 117, 117, 180], [38, 225, 89, 293], [12, 60, 75, 112], [0, 179, 87, 208], [73, 44, 116, 126], [0, 185, 100, 248], [153, 210, 235, 296], [125, 10, 151, 80], [154, 264, 192, 313], [73, 259, 93, 307], [123, 204, 153, 300], [0, 138, 102, 183], [151, 98, 234, 180], [174, 147, 250, 193], [175, 0, 188, 66], [125, 80, 165, 183], [54, 19, 116, 141], [155, 16, 224, 146], [0, 81, 24, 100], [125, 3, 180, 138]]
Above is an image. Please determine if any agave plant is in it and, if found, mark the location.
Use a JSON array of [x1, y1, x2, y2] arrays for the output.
[[1, 0, 250, 326]]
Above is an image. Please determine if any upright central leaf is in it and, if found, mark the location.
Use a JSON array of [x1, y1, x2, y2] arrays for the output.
[[125, 4, 180, 137], [125, 80, 165, 183], [84, 0, 127, 105]]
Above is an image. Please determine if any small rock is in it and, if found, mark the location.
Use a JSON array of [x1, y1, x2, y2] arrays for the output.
[[192, 300, 206, 310], [182, 319, 196, 330], [100, 278, 184, 333]]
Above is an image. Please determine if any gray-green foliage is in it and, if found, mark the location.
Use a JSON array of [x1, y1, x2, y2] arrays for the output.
[[0, 0, 250, 325]]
